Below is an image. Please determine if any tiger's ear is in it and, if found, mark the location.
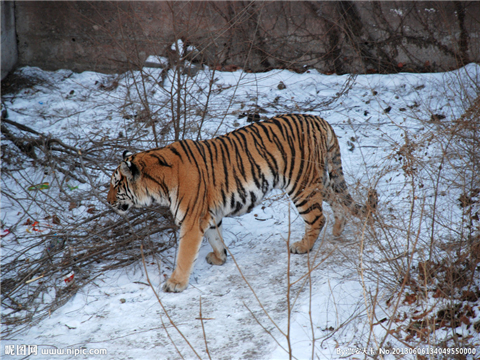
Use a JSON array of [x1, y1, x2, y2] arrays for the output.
[[120, 160, 140, 181], [123, 150, 133, 160]]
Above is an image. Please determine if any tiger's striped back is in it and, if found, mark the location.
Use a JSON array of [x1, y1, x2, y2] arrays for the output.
[[163, 114, 346, 220]]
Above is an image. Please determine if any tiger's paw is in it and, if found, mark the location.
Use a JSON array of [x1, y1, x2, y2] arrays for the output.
[[289, 241, 312, 254], [206, 251, 227, 265], [162, 277, 188, 293]]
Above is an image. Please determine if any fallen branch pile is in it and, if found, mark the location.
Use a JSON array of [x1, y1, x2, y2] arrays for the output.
[[1, 114, 176, 338]]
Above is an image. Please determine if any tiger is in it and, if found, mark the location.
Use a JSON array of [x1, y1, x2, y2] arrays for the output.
[[107, 114, 377, 292]]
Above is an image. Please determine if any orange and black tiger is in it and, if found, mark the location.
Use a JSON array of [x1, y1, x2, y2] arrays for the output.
[[107, 114, 377, 292]]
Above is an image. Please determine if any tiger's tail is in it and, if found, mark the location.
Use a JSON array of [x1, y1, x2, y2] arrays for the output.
[[326, 131, 378, 219]]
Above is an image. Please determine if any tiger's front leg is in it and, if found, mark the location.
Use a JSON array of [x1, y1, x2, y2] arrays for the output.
[[162, 223, 204, 293]]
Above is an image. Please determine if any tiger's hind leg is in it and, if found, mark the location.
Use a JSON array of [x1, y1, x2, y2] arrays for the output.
[[205, 220, 227, 265], [323, 187, 346, 237], [290, 188, 326, 254]]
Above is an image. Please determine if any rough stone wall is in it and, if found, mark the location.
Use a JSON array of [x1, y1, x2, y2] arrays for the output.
[[1, 1, 18, 79], [13, 1, 480, 75]]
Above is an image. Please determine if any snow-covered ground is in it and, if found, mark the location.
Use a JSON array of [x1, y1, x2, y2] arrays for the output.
[[2, 62, 479, 359]]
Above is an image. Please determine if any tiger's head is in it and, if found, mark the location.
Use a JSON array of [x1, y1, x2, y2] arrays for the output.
[[107, 149, 175, 214], [107, 150, 140, 214]]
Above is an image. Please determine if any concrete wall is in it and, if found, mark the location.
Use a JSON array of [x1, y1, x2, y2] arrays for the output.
[[13, 1, 480, 75], [1, 1, 18, 79]]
